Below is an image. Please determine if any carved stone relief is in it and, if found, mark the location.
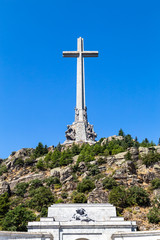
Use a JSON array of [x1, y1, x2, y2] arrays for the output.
[[65, 125, 76, 141], [75, 108, 79, 122], [86, 124, 97, 141], [71, 208, 94, 222]]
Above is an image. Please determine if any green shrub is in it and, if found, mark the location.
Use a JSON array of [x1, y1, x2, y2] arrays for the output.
[[112, 147, 124, 155], [59, 149, 73, 166], [103, 149, 109, 156], [45, 177, 61, 187], [147, 207, 160, 224], [103, 140, 125, 156], [0, 192, 10, 221], [14, 182, 29, 197], [124, 151, 132, 161], [109, 186, 128, 208], [28, 186, 54, 212], [71, 143, 81, 155], [36, 159, 46, 170], [61, 192, 68, 199], [11, 151, 16, 156], [72, 173, 78, 182], [29, 179, 43, 193], [40, 207, 48, 217], [24, 158, 34, 166], [14, 158, 24, 167], [54, 184, 61, 189], [88, 165, 100, 176], [72, 193, 87, 203], [97, 158, 106, 165], [140, 138, 155, 148], [142, 152, 160, 167], [55, 198, 64, 203], [93, 144, 104, 155], [56, 142, 62, 152], [102, 177, 117, 190], [151, 178, 160, 189], [77, 144, 95, 163], [77, 153, 95, 163], [34, 142, 48, 158], [9, 196, 23, 208], [2, 205, 36, 231], [127, 186, 150, 207], [77, 178, 95, 193], [44, 148, 73, 169], [123, 135, 134, 148], [0, 165, 7, 176], [118, 129, 125, 137]]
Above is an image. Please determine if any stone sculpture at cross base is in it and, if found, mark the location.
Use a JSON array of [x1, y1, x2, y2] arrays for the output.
[[63, 37, 98, 144]]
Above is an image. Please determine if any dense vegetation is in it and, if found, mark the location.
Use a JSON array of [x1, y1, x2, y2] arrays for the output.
[[0, 130, 160, 230]]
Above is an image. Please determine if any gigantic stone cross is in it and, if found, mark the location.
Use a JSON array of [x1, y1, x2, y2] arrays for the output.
[[63, 37, 98, 143]]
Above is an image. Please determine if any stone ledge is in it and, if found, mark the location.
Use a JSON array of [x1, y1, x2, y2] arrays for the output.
[[0, 231, 53, 240], [49, 203, 114, 207], [28, 220, 137, 227], [111, 230, 160, 238]]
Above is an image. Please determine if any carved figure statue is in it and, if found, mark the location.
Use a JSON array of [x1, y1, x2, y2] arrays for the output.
[[83, 107, 88, 123], [86, 124, 97, 141], [71, 208, 94, 222], [75, 108, 79, 122], [65, 125, 76, 141]]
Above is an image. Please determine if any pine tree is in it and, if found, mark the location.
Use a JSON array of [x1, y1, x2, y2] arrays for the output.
[[118, 129, 125, 137]]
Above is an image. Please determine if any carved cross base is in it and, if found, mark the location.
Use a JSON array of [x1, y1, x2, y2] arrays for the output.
[[64, 121, 97, 145]]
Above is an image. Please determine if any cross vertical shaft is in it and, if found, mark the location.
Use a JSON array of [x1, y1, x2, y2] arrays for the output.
[[77, 37, 85, 121]]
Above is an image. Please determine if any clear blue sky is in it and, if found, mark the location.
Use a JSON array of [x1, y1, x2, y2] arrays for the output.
[[0, 0, 159, 158]]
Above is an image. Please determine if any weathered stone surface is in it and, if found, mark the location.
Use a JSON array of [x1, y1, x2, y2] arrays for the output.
[[153, 163, 160, 176], [114, 152, 127, 161], [101, 135, 124, 145], [0, 181, 10, 194], [88, 188, 109, 203], [113, 160, 137, 181], [128, 147, 139, 160], [106, 156, 116, 166], [139, 147, 149, 156], [81, 171, 89, 179], [153, 188, 160, 197], [154, 146, 160, 154], [60, 167, 72, 183], [50, 168, 61, 178], [64, 181, 77, 191], [143, 171, 156, 183], [98, 165, 106, 171], [122, 161, 137, 174], [0, 231, 53, 240], [9, 173, 45, 190], [8, 148, 34, 161], [129, 147, 139, 155], [78, 161, 87, 171], [72, 155, 78, 164]]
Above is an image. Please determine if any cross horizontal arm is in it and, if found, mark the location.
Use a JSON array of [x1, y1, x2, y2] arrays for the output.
[[82, 51, 98, 57], [63, 51, 79, 57]]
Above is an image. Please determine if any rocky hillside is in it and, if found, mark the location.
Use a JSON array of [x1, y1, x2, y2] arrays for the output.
[[0, 131, 160, 231]]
